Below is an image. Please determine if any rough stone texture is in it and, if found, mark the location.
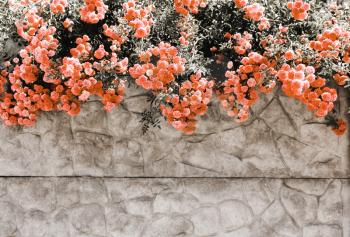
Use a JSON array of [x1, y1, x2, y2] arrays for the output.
[[0, 178, 348, 237], [0, 87, 348, 178], [0, 86, 349, 236]]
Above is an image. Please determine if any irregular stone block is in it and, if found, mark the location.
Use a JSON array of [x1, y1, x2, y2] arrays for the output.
[[190, 206, 220, 236], [218, 200, 253, 231]]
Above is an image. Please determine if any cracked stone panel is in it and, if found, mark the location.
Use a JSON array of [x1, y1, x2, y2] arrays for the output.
[[0, 178, 348, 237], [0, 87, 348, 177]]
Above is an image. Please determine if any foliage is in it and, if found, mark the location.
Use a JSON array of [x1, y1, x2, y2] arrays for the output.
[[0, 0, 349, 135]]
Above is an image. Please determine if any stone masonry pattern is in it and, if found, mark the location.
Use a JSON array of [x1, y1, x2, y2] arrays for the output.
[[0, 87, 349, 236], [0, 88, 348, 178], [0, 178, 349, 237]]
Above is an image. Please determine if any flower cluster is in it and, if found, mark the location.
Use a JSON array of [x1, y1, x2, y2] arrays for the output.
[[1, 1, 128, 126], [123, 0, 153, 39], [234, 1, 270, 31], [173, 0, 206, 15], [160, 72, 214, 134], [227, 32, 253, 55], [277, 64, 337, 118], [59, 35, 128, 113], [0, 7, 62, 125], [16, 8, 45, 42], [50, 0, 68, 14], [80, 0, 108, 24], [129, 42, 186, 91], [287, 0, 310, 21], [217, 52, 276, 122], [310, 27, 350, 61], [243, 3, 264, 22]]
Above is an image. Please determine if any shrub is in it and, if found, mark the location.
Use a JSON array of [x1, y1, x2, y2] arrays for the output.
[[0, 0, 349, 135]]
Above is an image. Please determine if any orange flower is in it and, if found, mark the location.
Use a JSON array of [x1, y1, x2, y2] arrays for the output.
[[130, 42, 186, 91], [63, 18, 73, 29], [218, 52, 276, 122], [102, 24, 125, 46], [284, 50, 295, 61], [94, 45, 107, 60], [160, 72, 214, 134], [278, 64, 337, 118], [123, 1, 153, 39], [80, 0, 108, 24], [244, 3, 265, 22], [310, 27, 350, 61], [231, 32, 252, 55], [67, 102, 81, 116], [50, 0, 68, 14], [333, 73, 348, 86], [173, 0, 206, 15], [234, 0, 248, 8], [287, 0, 310, 21], [332, 119, 347, 136]]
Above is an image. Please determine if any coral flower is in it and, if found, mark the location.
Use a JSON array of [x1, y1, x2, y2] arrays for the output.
[[284, 50, 295, 61], [234, 0, 248, 8], [63, 18, 73, 29], [135, 27, 148, 38], [332, 119, 347, 136], [287, 0, 310, 21], [94, 45, 107, 60]]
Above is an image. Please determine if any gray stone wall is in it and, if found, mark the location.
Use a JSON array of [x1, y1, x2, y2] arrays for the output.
[[0, 178, 349, 237], [0, 87, 349, 236]]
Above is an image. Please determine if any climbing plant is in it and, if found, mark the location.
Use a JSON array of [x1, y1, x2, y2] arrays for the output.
[[0, 0, 349, 135]]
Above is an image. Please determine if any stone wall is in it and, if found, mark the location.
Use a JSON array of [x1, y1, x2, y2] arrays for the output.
[[0, 87, 349, 236], [0, 178, 349, 237]]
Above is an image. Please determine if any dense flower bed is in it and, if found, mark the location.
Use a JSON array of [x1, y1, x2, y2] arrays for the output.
[[0, 0, 349, 135]]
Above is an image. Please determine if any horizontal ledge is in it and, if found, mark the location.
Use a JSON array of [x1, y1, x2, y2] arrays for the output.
[[0, 176, 349, 180]]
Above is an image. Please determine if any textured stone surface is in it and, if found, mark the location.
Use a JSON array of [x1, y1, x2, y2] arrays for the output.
[[0, 88, 348, 178], [0, 88, 348, 236], [0, 178, 347, 237]]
